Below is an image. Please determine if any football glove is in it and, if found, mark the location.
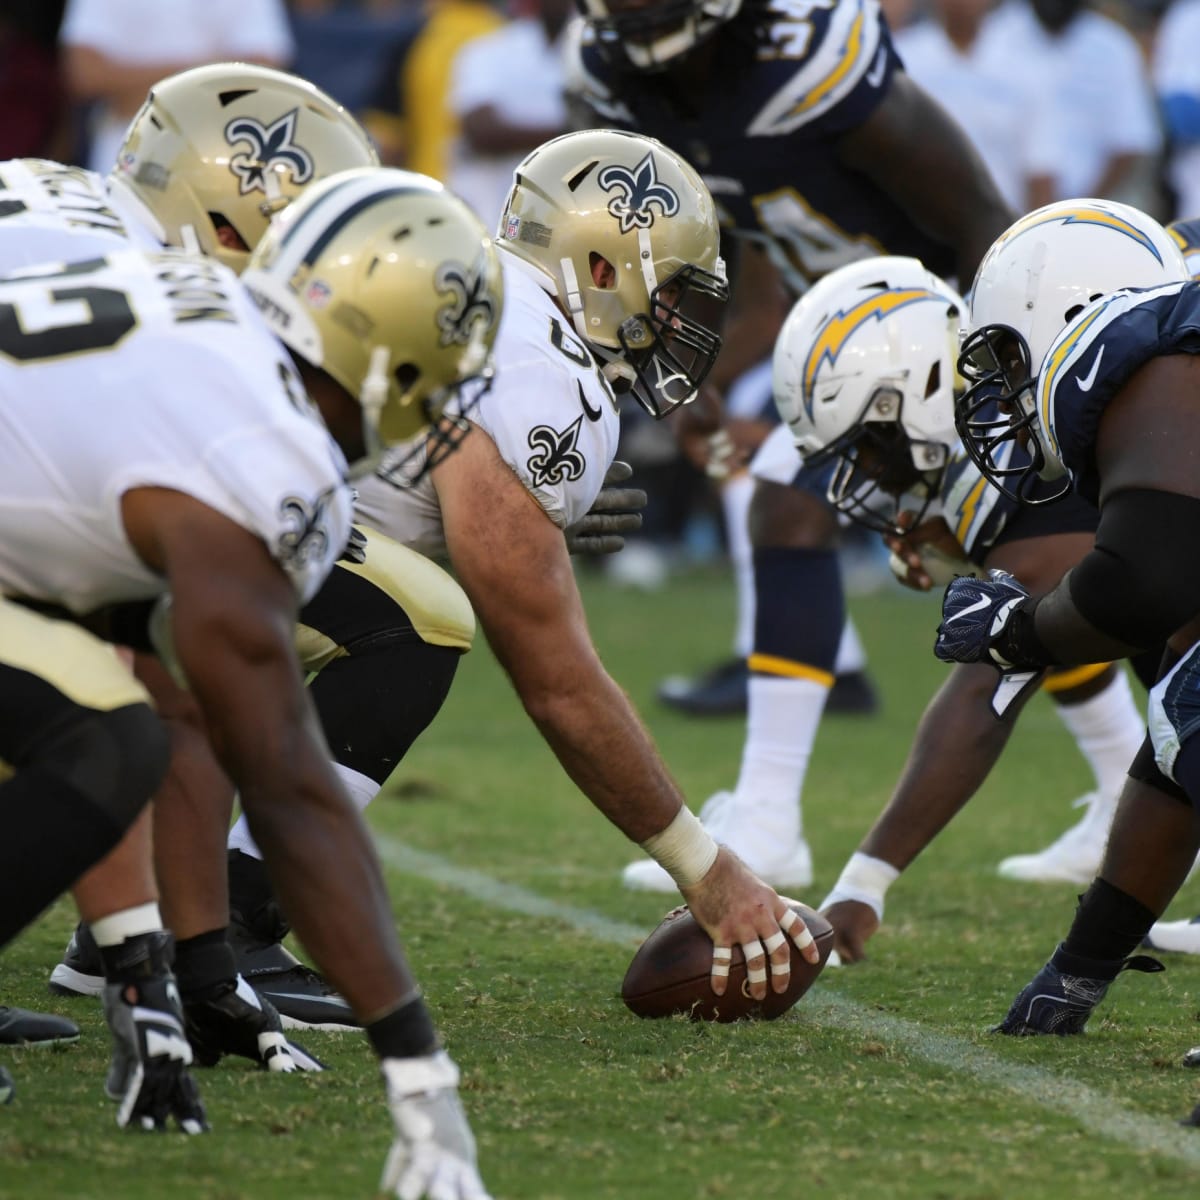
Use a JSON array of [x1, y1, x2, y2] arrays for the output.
[[564, 461, 647, 556], [934, 569, 1037, 669], [339, 526, 369, 565], [183, 974, 324, 1073], [381, 1051, 492, 1200], [101, 932, 209, 1134]]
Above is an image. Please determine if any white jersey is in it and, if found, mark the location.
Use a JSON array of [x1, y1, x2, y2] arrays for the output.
[[356, 251, 621, 557], [0, 158, 160, 272], [0, 249, 352, 613]]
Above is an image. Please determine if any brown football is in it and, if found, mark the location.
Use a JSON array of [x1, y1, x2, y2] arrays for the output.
[[621, 902, 834, 1022]]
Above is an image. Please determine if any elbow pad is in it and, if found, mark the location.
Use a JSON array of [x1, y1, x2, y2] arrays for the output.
[[1069, 489, 1200, 648]]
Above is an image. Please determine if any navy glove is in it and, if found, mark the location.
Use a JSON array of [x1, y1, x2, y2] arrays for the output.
[[934, 569, 1038, 668]]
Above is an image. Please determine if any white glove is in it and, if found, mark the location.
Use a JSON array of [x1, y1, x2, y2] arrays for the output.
[[381, 1051, 492, 1200]]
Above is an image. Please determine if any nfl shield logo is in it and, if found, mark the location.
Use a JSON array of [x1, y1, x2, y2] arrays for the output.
[[505, 215, 521, 240], [305, 279, 332, 308]]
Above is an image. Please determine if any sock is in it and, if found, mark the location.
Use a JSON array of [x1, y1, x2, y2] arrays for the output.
[[1062, 877, 1157, 963], [721, 473, 756, 658], [227, 762, 382, 859], [367, 993, 438, 1059], [834, 617, 867, 676], [1053, 670, 1143, 799], [748, 546, 843, 679], [90, 902, 163, 947], [731, 675, 827, 842]]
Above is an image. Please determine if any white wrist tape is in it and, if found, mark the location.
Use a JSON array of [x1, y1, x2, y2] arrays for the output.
[[820, 852, 900, 923], [640, 805, 719, 889]]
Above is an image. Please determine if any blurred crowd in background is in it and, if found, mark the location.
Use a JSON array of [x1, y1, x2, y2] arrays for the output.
[[4, 0, 1200, 591]]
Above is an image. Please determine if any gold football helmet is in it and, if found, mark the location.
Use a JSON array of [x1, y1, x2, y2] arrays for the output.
[[241, 167, 504, 471], [498, 128, 727, 417], [109, 62, 379, 273]]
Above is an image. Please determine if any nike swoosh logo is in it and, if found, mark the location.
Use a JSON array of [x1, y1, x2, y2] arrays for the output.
[[943, 595, 991, 624], [579, 381, 604, 422], [865, 46, 887, 89], [1075, 344, 1105, 392]]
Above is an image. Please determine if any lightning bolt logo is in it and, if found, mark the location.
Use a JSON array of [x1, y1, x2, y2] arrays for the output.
[[802, 289, 946, 419], [998, 206, 1164, 264]]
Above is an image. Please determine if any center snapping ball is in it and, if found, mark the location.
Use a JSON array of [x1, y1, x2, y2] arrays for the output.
[[621, 902, 834, 1022]]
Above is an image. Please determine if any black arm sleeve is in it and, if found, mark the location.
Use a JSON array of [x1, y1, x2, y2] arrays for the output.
[[1067, 488, 1200, 649]]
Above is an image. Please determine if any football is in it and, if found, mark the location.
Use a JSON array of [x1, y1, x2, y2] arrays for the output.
[[621, 902, 834, 1022]]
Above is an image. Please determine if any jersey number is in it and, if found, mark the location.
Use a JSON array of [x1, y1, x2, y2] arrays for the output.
[[0, 284, 136, 363]]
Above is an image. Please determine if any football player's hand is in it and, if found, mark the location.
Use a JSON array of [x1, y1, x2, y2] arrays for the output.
[[934, 569, 1034, 668], [680, 848, 818, 1001], [339, 525, 368, 565], [564, 461, 647, 556], [183, 975, 324, 1073], [381, 1052, 491, 1200], [820, 899, 880, 965], [885, 513, 973, 592], [672, 384, 724, 472], [103, 975, 209, 1134]]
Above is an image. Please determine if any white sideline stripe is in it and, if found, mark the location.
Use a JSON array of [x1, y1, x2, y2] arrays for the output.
[[375, 836, 1200, 1165]]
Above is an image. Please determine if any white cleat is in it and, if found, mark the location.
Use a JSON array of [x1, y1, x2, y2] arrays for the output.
[[996, 791, 1115, 885], [621, 791, 814, 893], [1144, 917, 1200, 956]]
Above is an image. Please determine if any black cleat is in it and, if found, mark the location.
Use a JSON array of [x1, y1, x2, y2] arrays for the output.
[[48, 922, 103, 998], [657, 657, 748, 717], [825, 669, 881, 716], [0, 1006, 78, 1047], [184, 977, 324, 1071]]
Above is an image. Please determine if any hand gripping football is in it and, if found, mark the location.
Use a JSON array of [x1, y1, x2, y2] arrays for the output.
[[621, 902, 834, 1022]]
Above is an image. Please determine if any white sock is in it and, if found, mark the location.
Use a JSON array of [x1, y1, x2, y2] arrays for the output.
[[1053, 669, 1143, 800], [91, 902, 163, 946], [722, 472, 756, 658], [227, 762, 383, 860], [730, 674, 829, 843], [834, 616, 867, 675]]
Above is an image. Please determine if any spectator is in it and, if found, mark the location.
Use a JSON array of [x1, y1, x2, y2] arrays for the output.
[[446, 0, 572, 224], [361, 0, 504, 175], [59, 0, 294, 172], [0, 4, 68, 160], [1154, 0, 1200, 220]]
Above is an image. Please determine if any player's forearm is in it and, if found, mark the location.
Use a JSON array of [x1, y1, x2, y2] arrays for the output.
[[858, 663, 1024, 871], [62, 46, 196, 115], [496, 636, 686, 842]]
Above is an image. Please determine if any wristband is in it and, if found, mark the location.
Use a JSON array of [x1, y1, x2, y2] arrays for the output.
[[640, 805, 719, 889], [820, 852, 900, 923]]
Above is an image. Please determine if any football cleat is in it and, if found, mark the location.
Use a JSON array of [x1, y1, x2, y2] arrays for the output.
[[48, 922, 104, 997], [657, 658, 748, 717], [229, 920, 359, 1033], [993, 948, 1164, 1036], [0, 1006, 79, 1047], [996, 791, 1115, 885], [621, 790, 813, 893], [1144, 916, 1200, 956]]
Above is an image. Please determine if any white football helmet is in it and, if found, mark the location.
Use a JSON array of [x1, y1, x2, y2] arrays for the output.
[[773, 256, 966, 534], [499, 128, 727, 417], [1169, 216, 1200, 281], [576, 0, 742, 70], [241, 167, 503, 473], [109, 62, 379, 273], [957, 198, 1188, 501]]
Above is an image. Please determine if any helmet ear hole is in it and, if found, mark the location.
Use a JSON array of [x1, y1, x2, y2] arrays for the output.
[[924, 360, 941, 398], [394, 362, 421, 398]]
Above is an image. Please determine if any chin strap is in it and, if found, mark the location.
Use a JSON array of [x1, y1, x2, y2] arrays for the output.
[[359, 345, 390, 459]]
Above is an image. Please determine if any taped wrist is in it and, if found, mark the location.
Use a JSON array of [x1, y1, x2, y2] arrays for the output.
[[368, 991, 439, 1060], [821, 852, 900, 922], [640, 805, 719, 889]]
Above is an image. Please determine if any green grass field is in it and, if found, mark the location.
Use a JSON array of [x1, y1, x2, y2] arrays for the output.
[[5, 564, 1200, 1199]]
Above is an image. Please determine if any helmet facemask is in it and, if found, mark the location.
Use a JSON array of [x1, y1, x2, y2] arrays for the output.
[[955, 325, 1069, 507], [581, 0, 742, 70]]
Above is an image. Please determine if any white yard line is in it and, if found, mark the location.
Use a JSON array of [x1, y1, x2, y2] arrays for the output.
[[376, 836, 1200, 1166]]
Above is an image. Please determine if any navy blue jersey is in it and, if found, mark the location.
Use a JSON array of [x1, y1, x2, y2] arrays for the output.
[[1038, 281, 1200, 506], [572, 0, 956, 294]]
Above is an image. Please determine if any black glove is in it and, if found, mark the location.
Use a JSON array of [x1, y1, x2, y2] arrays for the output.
[[564, 461, 647, 556], [183, 975, 324, 1073], [101, 931, 209, 1134]]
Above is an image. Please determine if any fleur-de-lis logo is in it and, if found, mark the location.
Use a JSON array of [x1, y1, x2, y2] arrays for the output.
[[225, 109, 314, 196], [597, 153, 680, 234], [435, 252, 498, 347], [276, 491, 331, 567], [526, 417, 587, 487]]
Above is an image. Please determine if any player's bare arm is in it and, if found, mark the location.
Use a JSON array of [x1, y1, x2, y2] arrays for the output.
[[433, 429, 817, 995], [836, 72, 1015, 283], [121, 486, 417, 1022]]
